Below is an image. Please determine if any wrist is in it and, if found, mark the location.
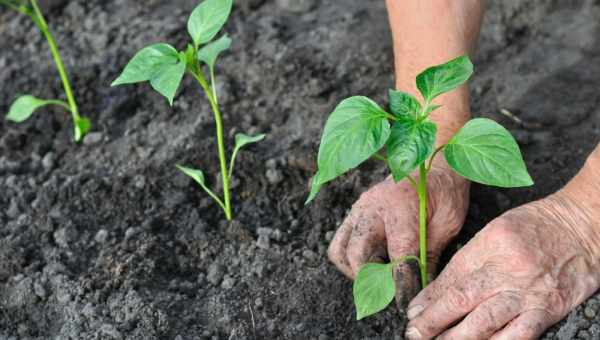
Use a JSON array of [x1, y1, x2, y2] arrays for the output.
[[557, 148, 600, 260]]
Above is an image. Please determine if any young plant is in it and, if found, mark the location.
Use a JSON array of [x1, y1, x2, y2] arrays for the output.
[[1, 0, 90, 142], [111, 0, 265, 221], [306, 55, 533, 320]]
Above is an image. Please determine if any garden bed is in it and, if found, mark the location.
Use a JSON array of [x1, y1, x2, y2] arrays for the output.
[[1, 0, 600, 339]]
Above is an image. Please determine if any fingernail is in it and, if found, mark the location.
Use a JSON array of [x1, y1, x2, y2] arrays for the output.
[[405, 327, 422, 340], [407, 305, 424, 319]]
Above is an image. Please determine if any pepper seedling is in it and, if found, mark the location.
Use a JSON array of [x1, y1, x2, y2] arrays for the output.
[[1, 0, 90, 142], [306, 55, 533, 320], [112, 0, 265, 221]]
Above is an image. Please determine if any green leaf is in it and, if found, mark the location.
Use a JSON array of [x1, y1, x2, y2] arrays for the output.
[[306, 96, 391, 203], [176, 165, 206, 186], [233, 132, 265, 151], [74, 116, 91, 142], [198, 34, 232, 72], [353, 263, 396, 320], [386, 119, 437, 181], [388, 89, 421, 118], [5, 95, 61, 123], [305, 175, 323, 204], [111, 43, 180, 86], [149, 55, 187, 106], [229, 132, 266, 178], [187, 0, 233, 46], [416, 55, 473, 102], [444, 118, 533, 187]]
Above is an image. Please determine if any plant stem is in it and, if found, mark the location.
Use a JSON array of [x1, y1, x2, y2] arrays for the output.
[[417, 163, 428, 288], [191, 71, 232, 221], [372, 152, 387, 161], [426, 145, 445, 172], [29, 0, 81, 125]]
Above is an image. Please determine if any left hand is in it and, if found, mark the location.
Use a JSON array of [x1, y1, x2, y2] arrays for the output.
[[404, 190, 600, 340]]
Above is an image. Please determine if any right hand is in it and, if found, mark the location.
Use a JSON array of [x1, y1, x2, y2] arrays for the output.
[[327, 162, 470, 306]]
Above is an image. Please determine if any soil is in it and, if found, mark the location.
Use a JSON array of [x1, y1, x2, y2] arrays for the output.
[[1, 0, 600, 339]]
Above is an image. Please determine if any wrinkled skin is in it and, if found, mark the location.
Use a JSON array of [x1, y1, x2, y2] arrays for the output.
[[327, 164, 469, 307], [405, 192, 600, 340]]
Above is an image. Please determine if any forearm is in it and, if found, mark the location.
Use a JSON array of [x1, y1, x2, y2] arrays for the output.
[[385, 0, 485, 145]]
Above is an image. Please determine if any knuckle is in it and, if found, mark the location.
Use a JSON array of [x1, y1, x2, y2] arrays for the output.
[[471, 306, 496, 331], [445, 286, 471, 310], [544, 288, 568, 318]]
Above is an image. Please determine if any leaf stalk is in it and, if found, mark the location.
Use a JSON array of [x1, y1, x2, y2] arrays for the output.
[[417, 163, 428, 288]]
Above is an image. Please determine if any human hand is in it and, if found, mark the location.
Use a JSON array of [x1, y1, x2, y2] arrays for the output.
[[405, 191, 600, 340], [327, 163, 469, 307]]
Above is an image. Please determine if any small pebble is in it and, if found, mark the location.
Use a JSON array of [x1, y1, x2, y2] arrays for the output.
[[207, 263, 225, 285], [277, 0, 316, 13], [265, 168, 283, 185], [33, 282, 47, 299], [256, 235, 270, 249], [221, 276, 235, 289], [95, 229, 109, 244], [124, 227, 138, 241], [42, 152, 56, 170], [133, 175, 146, 189], [325, 231, 334, 242], [6, 199, 19, 219], [83, 132, 103, 145], [302, 249, 318, 262], [585, 306, 596, 319]]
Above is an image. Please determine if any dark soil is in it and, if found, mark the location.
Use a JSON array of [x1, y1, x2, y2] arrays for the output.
[[1, 0, 600, 339]]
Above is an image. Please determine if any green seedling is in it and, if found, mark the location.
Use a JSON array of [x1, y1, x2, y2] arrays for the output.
[[306, 55, 533, 320], [112, 0, 265, 221], [1, 0, 90, 142]]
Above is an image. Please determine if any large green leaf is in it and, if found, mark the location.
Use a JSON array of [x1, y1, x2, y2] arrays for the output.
[[306, 96, 391, 203], [5, 95, 66, 123], [111, 43, 180, 86], [148, 56, 187, 106], [388, 89, 421, 119], [444, 118, 533, 187], [353, 263, 396, 320], [416, 55, 473, 102], [187, 0, 233, 46], [386, 118, 437, 181], [198, 34, 232, 72]]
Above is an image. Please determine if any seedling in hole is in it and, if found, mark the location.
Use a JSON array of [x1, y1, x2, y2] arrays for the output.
[[306, 55, 533, 320], [1, 0, 90, 142], [112, 0, 265, 221]]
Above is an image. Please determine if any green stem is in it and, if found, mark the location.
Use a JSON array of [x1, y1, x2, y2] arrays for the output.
[[426, 145, 445, 172], [417, 163, 428, 288], [45, 99, 71, 111], [372, 152, 387, 162], [228, 149, 238, 179], [0, 0, 21, 12], [191, 71, 232, 221], [29, 0, 80, 123]]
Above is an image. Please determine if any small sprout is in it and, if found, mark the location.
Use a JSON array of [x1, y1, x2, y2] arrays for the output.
[[307, 55, 533, 319], [1, 0, 90, 142], [113, 0, 265, 221], [229, 133, 266, 178]]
